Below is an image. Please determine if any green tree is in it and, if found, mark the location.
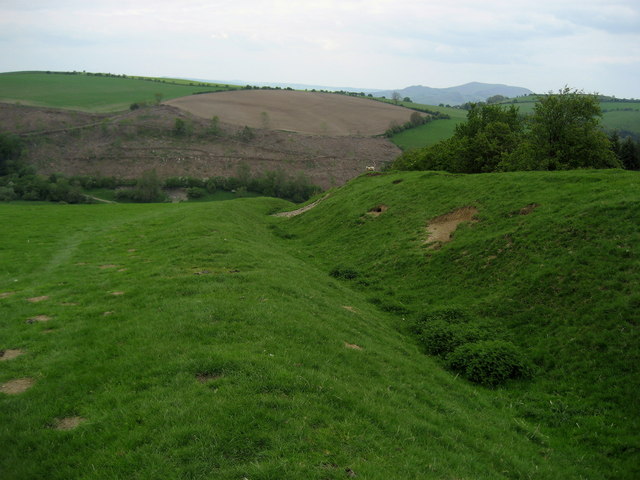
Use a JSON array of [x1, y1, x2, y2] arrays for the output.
[[517, 88, 619, 170], [0, 132, 23, 175]]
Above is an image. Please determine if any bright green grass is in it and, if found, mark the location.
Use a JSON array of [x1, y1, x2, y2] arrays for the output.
[[281, 169, 640, 478], [384, 101, 470, 150], [391, 118, 462, 150], [0, 72, 234, 112], [0, 189, 618, 479]]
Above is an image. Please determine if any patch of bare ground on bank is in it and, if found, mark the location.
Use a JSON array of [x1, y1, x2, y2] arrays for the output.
[[1, 378, 35, 395], [1, 103, 400, 189], [165, 90, 422, 136], [52, 417, 86, 431], [425, 206, 479, 248]]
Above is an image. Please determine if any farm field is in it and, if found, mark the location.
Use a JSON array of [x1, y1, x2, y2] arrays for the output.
[[0, 72, 233, 113], [1, 170, 638, 478], [165, 90, 422, 136]]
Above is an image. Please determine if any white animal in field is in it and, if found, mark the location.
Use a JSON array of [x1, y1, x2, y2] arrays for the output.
[[366, 166, 376, 171]]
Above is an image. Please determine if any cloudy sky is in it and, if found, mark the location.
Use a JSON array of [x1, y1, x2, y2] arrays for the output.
[[2, 0, 639, 97]]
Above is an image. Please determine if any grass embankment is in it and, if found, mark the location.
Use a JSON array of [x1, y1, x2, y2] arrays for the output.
[[0, 72, 236, 113], [1, 170, 638, 478], [280, 169, 640, 478]]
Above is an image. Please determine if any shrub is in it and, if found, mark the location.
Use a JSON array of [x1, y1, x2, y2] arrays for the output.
[[0, 186, 16, 201], [412, 307, 472, 335], [418, 320, 486, 357], [187, 187, 206, 199], [447, 340, 532, 386]]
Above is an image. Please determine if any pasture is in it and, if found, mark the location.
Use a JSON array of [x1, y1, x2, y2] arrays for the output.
[[1, 169, 638, 478], [0, 72, 231, 113]]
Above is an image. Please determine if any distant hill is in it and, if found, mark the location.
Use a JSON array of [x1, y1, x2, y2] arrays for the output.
[[374, 82, 533, 106]]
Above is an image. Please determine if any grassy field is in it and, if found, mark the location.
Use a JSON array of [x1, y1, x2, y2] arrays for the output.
[[1, 170, 638, 478], [387, 101, 467, 150], [0, 72, 235, 113]]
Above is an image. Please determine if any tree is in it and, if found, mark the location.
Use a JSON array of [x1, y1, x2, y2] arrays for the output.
[[520, 88, 619, 170], [391, 91, 402, 105], [0, 132, 23, 175]]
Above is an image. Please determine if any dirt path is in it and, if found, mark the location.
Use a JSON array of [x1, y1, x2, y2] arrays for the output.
[[272, 194, 330, 217]]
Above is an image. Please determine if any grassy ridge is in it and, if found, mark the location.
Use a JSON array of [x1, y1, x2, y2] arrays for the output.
[[281, 169, 640, 477], [0, 191, 617, 479], [0, 72, 234, 112]]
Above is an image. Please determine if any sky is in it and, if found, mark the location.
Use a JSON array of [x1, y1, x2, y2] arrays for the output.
[[1, 0, 639, 98]]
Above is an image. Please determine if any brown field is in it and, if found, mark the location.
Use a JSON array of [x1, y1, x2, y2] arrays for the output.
[[165, 90, 421, 136], [2, 103, 400, 189]]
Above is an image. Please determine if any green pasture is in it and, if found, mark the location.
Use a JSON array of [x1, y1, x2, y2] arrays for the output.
[[1, 169, 638, 478], [0, 72, 234, 113]]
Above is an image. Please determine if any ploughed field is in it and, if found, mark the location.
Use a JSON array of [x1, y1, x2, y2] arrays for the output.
[[165, 90, 421, 136]]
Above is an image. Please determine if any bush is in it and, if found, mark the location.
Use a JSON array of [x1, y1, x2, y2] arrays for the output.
[[0, 186, 16, 201], [447, 340, 532, 386], [412, 307, 472, 334], [186, 187, 206, 199], [418, 320, 486, 357]]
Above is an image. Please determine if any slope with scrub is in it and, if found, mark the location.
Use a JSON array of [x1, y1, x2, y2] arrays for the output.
[[278, 169, 640, 477]]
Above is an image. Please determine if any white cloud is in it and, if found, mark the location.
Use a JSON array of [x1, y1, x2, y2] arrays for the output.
[[0, 0, 638, 97]]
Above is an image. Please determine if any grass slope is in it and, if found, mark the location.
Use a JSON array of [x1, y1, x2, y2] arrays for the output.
[[279, 169, 640, 478], [0, 192, 608, 479], [0, 72, 234, 112]]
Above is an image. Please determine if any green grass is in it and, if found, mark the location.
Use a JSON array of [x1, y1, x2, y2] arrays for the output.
[[3, 173, 637, 478], [280, 169, 640, 478], [0, 72, 236, 112], [382, 100, 470, 150]]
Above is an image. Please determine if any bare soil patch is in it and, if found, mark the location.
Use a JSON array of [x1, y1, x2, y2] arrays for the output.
[[26, 315, 51, 323], [344, 342, 363, 350], [196, 373, 224, 383], [425, 206, 478, 248], [518, 203, 539, 215], [110, 291, 125, 296], [0, 349, 25, 361], [342, 306, 357, 313], [0, 292, 15, 299], [53, 416, 86, 431], [99, 264, 118, 269], [367, 204, 388, 217], [165, 90, 422, 136], [1, 378, 35, 395], [27, 295, 50, 302]]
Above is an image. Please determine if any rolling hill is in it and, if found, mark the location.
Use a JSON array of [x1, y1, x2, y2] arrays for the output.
[[374, 82, 533, 106], [1, 169, 638, 478]]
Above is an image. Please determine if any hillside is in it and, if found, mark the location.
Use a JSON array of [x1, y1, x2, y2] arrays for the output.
[[0, 72, 234, 113], [374, 82, 533, 106], [1, 170, 638, 478], [165, 90, 421, 136], [0, 101, 399, 190]]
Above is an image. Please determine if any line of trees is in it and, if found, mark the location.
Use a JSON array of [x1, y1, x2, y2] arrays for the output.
[[392, 88, 637, 173]]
